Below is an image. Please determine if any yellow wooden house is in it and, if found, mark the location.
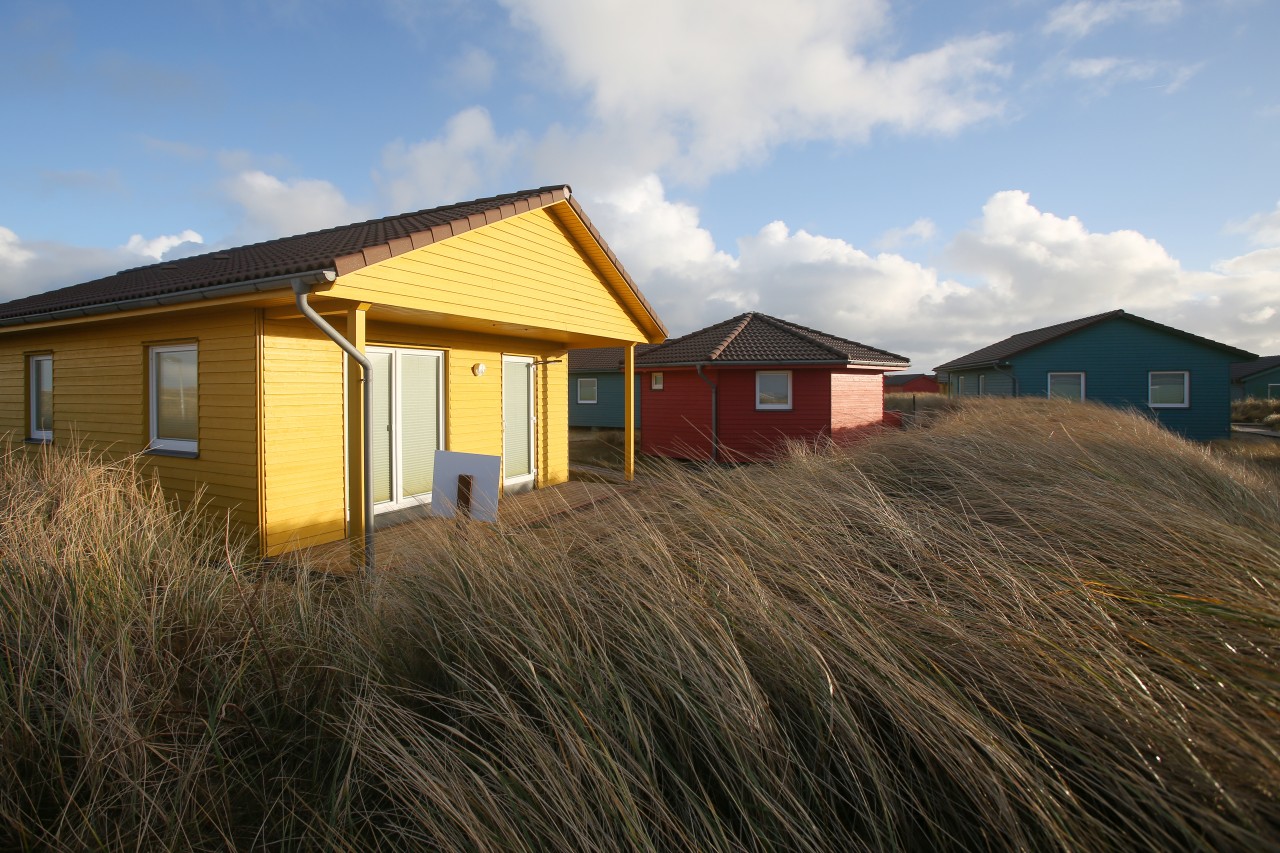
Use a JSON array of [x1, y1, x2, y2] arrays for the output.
[[0, 186, 665, 557]]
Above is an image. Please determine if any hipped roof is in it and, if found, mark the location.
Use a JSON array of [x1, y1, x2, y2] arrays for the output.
[[568, 345, 661, 372], [0, 185, 663, 338], [935, 309, 1256, 371], [635, 312, 908, 368]]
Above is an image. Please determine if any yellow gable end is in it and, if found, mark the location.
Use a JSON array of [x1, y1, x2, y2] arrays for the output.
[[324, 207, 650, 343]]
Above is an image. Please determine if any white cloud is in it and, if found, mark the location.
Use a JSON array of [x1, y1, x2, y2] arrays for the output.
[[0, 227, 35, 268], [453, 46, 497, 90], [584, 180, 1279, 368], [1228, 200, 1280, 246], [876, 218, 937, 251], [0, 227, 145, 302], [223, 170, 371, 242], [502, 0, 1009, 180], [1065, 56, 1202, 93], [377, 107, 524, 211], [123, 229, 203, 260], [1044, 0, 1183, 38]]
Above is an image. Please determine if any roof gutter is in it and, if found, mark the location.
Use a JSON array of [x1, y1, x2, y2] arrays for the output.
[[639, 359, 909, 370], [291, 276, 375, 578], [0, 269, 336, 327]]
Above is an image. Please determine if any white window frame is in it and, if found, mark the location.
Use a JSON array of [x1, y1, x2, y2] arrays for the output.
[[577, 377, 598, 404], [149, 343, 198, 454], [755, 370, 793, 411], [28, 354, 53, 442], [1047, 372, 1086, 401], [370, 346, 446, 513], [651, 372, 664, 391], [1148, 370, 1190, 409]]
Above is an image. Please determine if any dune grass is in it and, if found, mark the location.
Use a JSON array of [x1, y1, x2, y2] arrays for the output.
[[1232, 397, 1280, 428], [1, 399, 1278, 850]]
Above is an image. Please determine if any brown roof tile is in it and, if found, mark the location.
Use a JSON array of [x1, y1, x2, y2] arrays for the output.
[[635, 313, 909, 368], [0, 185, 581, 323], [568, 344, 661, 372]]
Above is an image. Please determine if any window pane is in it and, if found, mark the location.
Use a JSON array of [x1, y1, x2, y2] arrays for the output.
[[399, 352, 440, 498], [579, 378, 597, 403], [1048, 373, 1082, 401], [32, 357, 52, 433], [1150, 372, 1186, 405], [652, 372, 663, 390], [369, 351, 393, 504], [757, 372, 790, 406], [155, 349, 198, 440], [504, 360, 531, 478]]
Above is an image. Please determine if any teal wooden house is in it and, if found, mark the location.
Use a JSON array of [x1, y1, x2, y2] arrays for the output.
[[568, 346, 657, 428], [1231, 356, 1280, 400], [934, 310, 1256, 441]]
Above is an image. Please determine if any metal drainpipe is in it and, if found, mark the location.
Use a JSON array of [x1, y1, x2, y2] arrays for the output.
[[291, 279, 375, 577], [695, 364, 719, 462]]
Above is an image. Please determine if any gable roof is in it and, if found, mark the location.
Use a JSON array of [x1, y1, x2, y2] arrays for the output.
[[935, 309, 1256, 371], [568, 344, 660, 372], [1231, 354, 1280, 382], [0, 186, 663, 337], [635, 312, 908, 369]]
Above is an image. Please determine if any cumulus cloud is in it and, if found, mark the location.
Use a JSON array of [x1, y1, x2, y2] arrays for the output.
[[378, 107, 524, 211], [223, 170, 371, 242], [123, 229, 203, 260], [0, 227, 148, 302], [502, 0, 1009, 180], [0, 227, 36, 269], [1044, 0, 1183, 38], [584, 180, 1279, 368]]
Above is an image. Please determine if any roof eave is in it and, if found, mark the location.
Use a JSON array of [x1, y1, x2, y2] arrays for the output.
[[0, 269, 335, 329], [638, 358, 909, 369]]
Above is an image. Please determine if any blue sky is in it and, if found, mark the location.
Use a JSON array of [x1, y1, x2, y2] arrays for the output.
[[1, 0, 1276, 368]]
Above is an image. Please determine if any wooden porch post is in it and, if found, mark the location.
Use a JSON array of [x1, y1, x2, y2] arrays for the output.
[[624, 343, 635, 481], [346, 304, 370, 555]]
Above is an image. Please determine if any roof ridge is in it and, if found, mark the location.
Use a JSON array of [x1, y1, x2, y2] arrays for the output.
[[707, 313, 754, 360], [752, 313, 861, 362], [111, 184, 571, 277]]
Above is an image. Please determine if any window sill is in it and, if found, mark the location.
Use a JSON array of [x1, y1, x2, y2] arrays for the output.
[[23, 437, 52, 446], [146, 448, 199, 459]]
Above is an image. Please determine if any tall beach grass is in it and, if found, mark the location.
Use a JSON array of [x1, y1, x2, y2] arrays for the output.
[[2, 398, 1277, 850]]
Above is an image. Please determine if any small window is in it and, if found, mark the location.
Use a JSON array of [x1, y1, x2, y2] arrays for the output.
[[1269, 384, 1280, 400], [577, 377, 598, 404], [756, 371, 792, 410], [1149, 371, 1189, 408], [29, 354, 53, 442], [978, 374, 986, 396], [150, 344, 199, 454], [651, 372, 664, 391], [1047, 372, 1085, 401]]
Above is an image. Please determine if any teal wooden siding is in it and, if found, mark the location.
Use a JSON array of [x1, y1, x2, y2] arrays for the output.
[[951, 368, 1014, 397], [1237, 365, 1280, 399], [568, 372, 642, 428]]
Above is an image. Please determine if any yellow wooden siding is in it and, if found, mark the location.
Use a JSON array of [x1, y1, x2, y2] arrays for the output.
[[259, 318, 347, 555], [538, 355, 568, 486], [327, 210, 649, 342], [0, 308, 260, 542]]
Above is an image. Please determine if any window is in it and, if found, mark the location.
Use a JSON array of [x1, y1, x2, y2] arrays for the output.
[[149, 344, 198, 454], [978, 374, 986, 396], [1048, 372, 1085, 401], [756, 371, 792, 410], [1269, 384, 1280, 400], [28, 354, 52, 442], [577, 377, 598, 404], [651, 372, 664, 391], [1149, 371, 1189, 408]]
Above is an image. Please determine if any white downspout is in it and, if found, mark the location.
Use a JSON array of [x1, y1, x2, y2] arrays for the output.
[[290, 278, 375, 577]]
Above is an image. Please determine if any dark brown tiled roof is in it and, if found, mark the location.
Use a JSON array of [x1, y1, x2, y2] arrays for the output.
[[568, 344, 660, 372], [0, 185, 658, 327], [1231, 354, 1280, 382], [635, 313, 908, 368], [935, 309, 1255, 371], [884, 372, 930, 386]]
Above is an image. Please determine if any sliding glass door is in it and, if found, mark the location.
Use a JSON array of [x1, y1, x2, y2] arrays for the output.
[[369, 347, 444, 511]]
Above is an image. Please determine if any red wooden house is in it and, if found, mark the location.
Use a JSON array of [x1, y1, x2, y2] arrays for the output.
[[883, 372, 942, 394], [636, 313, 909, 462]]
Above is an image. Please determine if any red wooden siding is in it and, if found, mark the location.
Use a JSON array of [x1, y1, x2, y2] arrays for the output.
[[885, 375, 941, 394], [640, 368, 714, 460], [641, 364, 891, 462]]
